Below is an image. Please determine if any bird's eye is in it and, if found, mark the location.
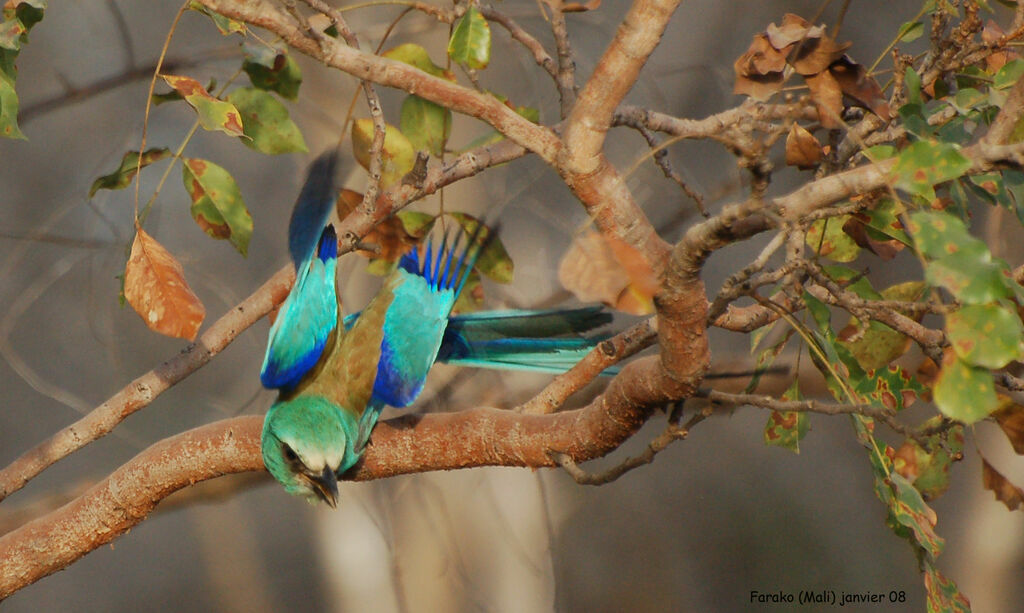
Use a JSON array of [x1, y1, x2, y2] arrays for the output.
[[281, 443, 298, 462]]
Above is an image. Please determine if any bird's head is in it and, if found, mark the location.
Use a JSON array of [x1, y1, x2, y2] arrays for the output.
[[261, 395, 356, 508]]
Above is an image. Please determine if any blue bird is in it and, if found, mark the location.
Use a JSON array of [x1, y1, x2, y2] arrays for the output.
[[260, 158, 611, 507]]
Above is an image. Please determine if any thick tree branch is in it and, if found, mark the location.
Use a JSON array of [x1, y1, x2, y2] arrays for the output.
[[0, 138, 529, 503], [198, 0, 562, 162]]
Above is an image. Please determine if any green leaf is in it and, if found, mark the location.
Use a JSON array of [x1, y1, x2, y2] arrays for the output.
[[396, 210, 436, 237], [906, 211, 978, 259], [382, 43, 453, 80], [400, 94, 451, 156], [894, 140, 971, 201], [905, 66, 923, 106], [161, 75, 244, 137], [242, 44, 302, 100], [351, 118, 416, 189], [0, 16, 26, 50], [925, 254, 1011, 304], [947, 303, 1024, 368], [864, 144, 897, 161], [448, 212, 513, 283], [806, 216, 860, 262], [764, 381, 808, 453], [896, 20, 924, 43], [822, 265, 880, 300], [859, 197, 911, 245], [0, 66, 24, 139], [950, 87, 987, 114], [994, 59, 1024, 89], [841, 281, 926, 371], [886, 472, 945, 559], [90, 148, 172, 197], [895, 416, 964, 501], [924, 563, 971, 613], [181, 158, 252, 255], [448, 5, 491, 70], [187, 1, 245, 36], [226, 87, 307, 154], [967, 172, 1012, 207], [934, 355, 998, 424]]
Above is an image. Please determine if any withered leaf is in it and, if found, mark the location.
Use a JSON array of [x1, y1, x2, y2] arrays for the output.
[[765, 13, 823, 49], [785, 123, 823, 169], [559, 230, 655, 315], [830, 55, 891, 120], [734, 35, 787, 101], [124, 227, 206, 341], [790, 35, 850, 76], [993, 402, 1024, 455], [806, 69, 844, 129], [982, 457, 1024, 512], [843, 216, 904, 260]]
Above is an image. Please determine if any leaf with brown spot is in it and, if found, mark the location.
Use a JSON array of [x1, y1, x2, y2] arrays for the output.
[[993, 401, 1024, 454], [983, 20, 1018, 72], [124, 227, 205, 341], [829, 55, 891, 120], [982, 457, 1024, 511], [785, 123, 822, 169], [806, 70, 844, 129], [160, 75, 244, 138]]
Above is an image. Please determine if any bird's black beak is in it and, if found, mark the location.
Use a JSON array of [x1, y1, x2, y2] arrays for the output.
[[310, 465, 339, 509]]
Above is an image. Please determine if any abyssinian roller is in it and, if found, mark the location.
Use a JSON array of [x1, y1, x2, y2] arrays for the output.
[[259, 153, 612, 507]]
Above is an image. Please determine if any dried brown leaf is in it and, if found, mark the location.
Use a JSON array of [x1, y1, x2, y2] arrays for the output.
[[562, 0, 601, 12], [790, 36, 850, 76], [830, 55, 891, 120], [784, 123, 823, 169], [993, 402, 1024, 455], [805, 70, 844, 129], [982, 457, 1024, 511], [336, 188, 420, 262], [559, 230, 629, 305], [124, 227, 205, 341], [982, 20, 1017, 72], [736, 33, 788, 76], [765, 14, 822, 49], [842, 216, 904, 260]]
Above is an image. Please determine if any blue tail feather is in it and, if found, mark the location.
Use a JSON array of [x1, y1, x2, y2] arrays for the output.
[[288, 151, 338, 268]]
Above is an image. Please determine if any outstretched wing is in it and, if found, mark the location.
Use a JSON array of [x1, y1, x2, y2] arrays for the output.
[[260, 152, 340, 389]]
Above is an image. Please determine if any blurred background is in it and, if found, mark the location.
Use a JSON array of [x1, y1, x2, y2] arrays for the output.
[[1, 1, 1022, 611]]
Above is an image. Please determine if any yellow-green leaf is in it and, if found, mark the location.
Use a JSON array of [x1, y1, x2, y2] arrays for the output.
[[400, 94, 451, 156], [161, 74, 244, 137], [448, 5, 490, 70], [351, 118, 416, 189], [449, 212, 513, 283], [806, 215, 860, 262], [90, 148, 172, 197], [182, 158, 252, 255], [933, 354, 998, 424], [382, 43, 454, 80], [226, 87, 307, 154], [187, 1, 245, 36]]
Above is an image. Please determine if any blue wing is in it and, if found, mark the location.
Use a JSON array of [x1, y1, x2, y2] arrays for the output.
[[343, 304, 615, 374], [371, 230, 481, 407], [260, 151, 340, 390], [261, 225, 339, 389]]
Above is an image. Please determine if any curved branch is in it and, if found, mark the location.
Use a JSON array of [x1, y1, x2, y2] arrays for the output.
[[198, 0, 562, 162], [0, 343, 703, 598], [0, 138, 530, 503]]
